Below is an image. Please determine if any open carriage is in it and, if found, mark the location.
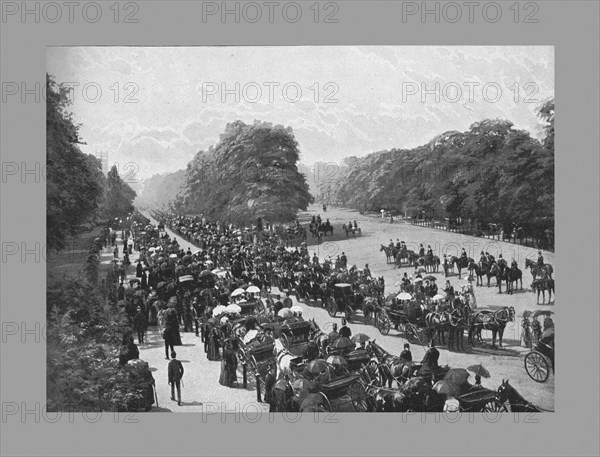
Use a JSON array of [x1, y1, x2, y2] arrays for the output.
[[316, 373, 370, 412], [374, 298, 428, 345], [457, 387, 507, 412], [236, 337, 276, 402]]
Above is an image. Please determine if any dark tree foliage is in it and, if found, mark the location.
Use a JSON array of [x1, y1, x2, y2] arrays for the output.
[[103, 165, 137, 222], [46, 74, 105, 251], [179, 120, 314, 226], [321, 100, 554, 243]]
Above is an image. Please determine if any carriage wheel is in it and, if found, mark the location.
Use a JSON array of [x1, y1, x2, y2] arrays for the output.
[[327, 298, 337, 317], [348, 381, 369, 412], [483, 399, 508, 412], [280, 333, 290, 350], [376, 310, 391, 335], [319, 392, 332, 412], [525, 351, 550, 383], [405, 324, 419, 344]]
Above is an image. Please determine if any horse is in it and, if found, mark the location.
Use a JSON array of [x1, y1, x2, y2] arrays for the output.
[[486, 263, 504, 290], [342, 224, 360, 237], [395, 248, 417, 267], [467, 306, 515, 349], [531, 278, 555, 304], [525, 258, 554, 280], [451, 256, 471, 279], [425, 307, 466, 352], [273, 338, 297, 382], [468, 260, 487, 286], [496, 379, 542, 412], [380, 244, 395, 264], [366, 340, 416, 388], [506, 267, 523, 294]]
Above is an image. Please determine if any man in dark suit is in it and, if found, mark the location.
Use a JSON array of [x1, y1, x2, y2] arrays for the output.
[[400, 343, 412, 362], [168, 351, 184, 406], [419, 341, 440, 378]]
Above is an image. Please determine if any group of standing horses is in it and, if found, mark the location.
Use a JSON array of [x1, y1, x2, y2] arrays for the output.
[[381, 243, 554, 303]]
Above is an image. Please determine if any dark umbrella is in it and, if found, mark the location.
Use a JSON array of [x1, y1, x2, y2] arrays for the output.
[[466, 364, 491, 378], [199, 269, 214, 278], [306, 359, 330, 375], [351, 333, 370, 344], [332, 336, 354, 350], [533, 310, 554, 318], [444, 368, 470, 386], [424, 275, 437, 281]]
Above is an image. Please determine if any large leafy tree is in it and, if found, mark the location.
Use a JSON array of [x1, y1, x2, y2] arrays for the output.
[[322, 100, 554, 246], [103, 165, 137, 222], [46, 74, 105, 251], [180, 120, 313, 226]]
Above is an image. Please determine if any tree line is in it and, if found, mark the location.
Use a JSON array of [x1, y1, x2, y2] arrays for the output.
[[47, 74, 137, 251], [318, 99, 554, 248]]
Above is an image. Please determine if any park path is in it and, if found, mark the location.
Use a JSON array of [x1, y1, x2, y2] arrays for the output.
[[111, 207, 554, 412]]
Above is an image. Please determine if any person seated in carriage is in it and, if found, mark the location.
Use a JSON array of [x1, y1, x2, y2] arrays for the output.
[[339, 318, 352, 339], [363, 264, 371, 278], [426, 245, 433, 259]]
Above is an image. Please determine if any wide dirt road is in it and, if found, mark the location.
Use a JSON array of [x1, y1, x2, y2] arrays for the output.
[[133, 207, 554, 412]]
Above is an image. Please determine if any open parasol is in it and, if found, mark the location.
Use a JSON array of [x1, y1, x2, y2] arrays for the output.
[[290, 305, 304, 314], [334, 283, 352, 288], [226, 304, 242, 314], [432, 294, 446, 301], [169, 253, 178, 259], [466, 364, 491, 378], [326, 355, 348, 368], [433, 380, 461, 396], [397, 292, 413, 300], [278, 308, 293, 318], [231, 288, 246, 297], [332, 336, 354, 350], [212, 305, 227, 317], [351, 333, 370, 344], [444, 368, 470, 386], [246, 285, 261, 294], [306, 359, 330, 375]]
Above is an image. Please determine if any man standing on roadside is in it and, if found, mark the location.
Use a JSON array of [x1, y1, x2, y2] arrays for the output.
[[168, 351, 184, 406]]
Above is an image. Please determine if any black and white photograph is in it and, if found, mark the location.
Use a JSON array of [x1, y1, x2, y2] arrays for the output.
[[45, 45, 555, 414]]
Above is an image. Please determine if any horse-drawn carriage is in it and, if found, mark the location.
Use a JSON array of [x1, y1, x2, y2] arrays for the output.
[[456, 387, 507, 412], [236, 337, 276, 402], [374, 298, 428, 345], [524, 326, 554, 383], [326, 283, 374, 323]]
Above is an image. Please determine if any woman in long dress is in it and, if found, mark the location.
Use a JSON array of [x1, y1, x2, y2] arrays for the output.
[[219, 339, 238, 387], [207, 326, 221, 361]]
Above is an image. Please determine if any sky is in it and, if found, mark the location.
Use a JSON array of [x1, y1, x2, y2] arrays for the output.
[[47, 46, 554, 180]]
